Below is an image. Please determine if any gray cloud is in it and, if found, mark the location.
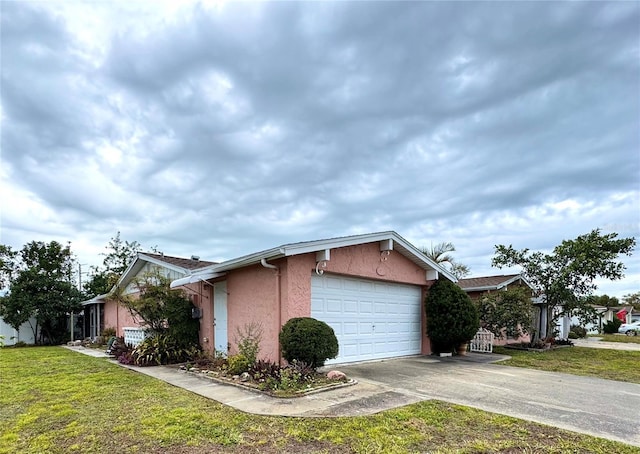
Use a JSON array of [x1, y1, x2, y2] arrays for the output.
[[1, 1, 638, 296]]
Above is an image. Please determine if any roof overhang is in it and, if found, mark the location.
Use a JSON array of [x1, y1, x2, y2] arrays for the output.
[[81, 293, 109, 306], [169, 271, 225, 288], [180, 231, 456, 283]]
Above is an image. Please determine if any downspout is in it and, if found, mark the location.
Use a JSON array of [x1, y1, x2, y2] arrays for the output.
[[261, 258, 282, 365]]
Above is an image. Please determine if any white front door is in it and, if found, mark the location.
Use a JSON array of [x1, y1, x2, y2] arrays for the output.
[[213, 281, 228, 353], [311, 274, 422, 364]]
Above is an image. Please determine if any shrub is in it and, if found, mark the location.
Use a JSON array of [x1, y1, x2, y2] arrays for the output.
[[279, 317, 338, 368], [425, 279, 480, 354], [192, 350, 227, 369], [108, 337, 133, 359], [568, 331, 578, 339], [554, 338, 574, 346], [249, 359, 281, 388], [101, 327, 117, 338], [569, 325, 587, 339], [118, 351, 135, 365], [235, 322, 263, 366], [133, 334, 199, 366], [227, 354, 251, 375], [603, 318, 622, 334]]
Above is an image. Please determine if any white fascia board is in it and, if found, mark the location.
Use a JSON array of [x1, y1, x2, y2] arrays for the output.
[[460, 285, 500, 292], [170, 271, 225, 289], [390, 233, 458, 282], [496, 274, 535, 290], [81, 293, 109, 305], [137, 253, 191, 275], [184, 230, 456, 282], [113, 253, 144, 289], [114, 253, 191, 290], [279, 231, 395, 256], [203, 247, 284, 273]]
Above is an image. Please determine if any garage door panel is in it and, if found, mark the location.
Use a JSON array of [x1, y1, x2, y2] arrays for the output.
[[311, 274, 422, 364]]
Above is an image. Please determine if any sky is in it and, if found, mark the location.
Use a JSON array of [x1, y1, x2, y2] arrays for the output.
[[1, 1, 639, 299]]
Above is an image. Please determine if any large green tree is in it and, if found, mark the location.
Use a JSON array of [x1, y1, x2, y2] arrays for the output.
[[492, 229, 635, 341], [622, 291, 640, 311], [421, 242, 471, 279], [0, 241, 82, 344], [476, 287, 532, 340]]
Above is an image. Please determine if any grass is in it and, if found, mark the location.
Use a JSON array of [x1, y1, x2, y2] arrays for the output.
[[587, 333, 640, 344], [1, 347, 638, 454], [494, 346, 640, 383]]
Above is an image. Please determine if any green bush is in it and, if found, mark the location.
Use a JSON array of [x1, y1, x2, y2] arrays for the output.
[[133, 334, 198, 366], [602, 318, 622, 334], [425, 279, 479, 354], [569, 325, 587, 339], [279, 317, 338, 368], [227, 354, 251, 375]]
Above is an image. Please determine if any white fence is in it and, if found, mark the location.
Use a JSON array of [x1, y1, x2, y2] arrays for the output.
[[123, 327, 147, 347], [470, 328, 494, 353]]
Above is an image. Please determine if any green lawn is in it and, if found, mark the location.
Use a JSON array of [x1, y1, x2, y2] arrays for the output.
[[494, 346, 640, 383], [1, 347, 638, 454]]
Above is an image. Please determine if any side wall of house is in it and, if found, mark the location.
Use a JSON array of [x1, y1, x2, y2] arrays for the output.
[[226, 263, 281, 361], [102, 299, 143, 338], [180, 282, 215, 354]]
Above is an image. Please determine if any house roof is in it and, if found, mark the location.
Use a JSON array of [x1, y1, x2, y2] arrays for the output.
[[171, 231, 456, 288], [457, 274, 532, 292], [142, 253, 216, 270]]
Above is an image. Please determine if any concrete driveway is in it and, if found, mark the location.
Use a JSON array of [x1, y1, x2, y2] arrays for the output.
[[335, 354, 640, 447]]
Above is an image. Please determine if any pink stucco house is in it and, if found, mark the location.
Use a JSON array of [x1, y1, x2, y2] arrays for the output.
[[457, 274, 534, 345], [92, 232, 456, 365], [81, 253, 216, 340]]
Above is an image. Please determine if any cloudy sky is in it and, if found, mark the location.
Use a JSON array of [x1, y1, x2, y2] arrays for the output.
[[1, 1, 639, 298]]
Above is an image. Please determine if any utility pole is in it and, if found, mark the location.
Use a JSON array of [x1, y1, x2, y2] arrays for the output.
[[72, 263, 88, 342]]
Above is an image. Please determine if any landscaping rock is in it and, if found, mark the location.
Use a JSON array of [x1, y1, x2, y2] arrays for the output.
[[327, 370, 346, 380], [240, 372, 250, 382]]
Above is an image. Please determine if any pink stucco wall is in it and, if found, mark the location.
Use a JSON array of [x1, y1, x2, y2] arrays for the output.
[[181, 282, 215, 354], [102, 299, 142, 337], [226, 263, 281, 361], [226, 243, 437, 362], [320, 244, 428, 286]]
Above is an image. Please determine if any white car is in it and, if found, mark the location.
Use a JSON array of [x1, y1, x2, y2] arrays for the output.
[[618, 321, 640, 336]]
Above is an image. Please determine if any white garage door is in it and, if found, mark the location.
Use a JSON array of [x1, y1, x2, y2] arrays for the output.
[[311, 274, 422, 365]]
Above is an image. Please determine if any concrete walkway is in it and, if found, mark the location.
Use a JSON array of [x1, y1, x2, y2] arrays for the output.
[[63, 345, 640, 447], [572, 337, 640, 351]]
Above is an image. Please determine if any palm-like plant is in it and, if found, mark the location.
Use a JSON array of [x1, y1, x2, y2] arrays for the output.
[[421, 242, 470, 279]]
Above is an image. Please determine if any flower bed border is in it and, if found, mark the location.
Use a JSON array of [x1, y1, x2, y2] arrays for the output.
[[177, 366, 357, 398]]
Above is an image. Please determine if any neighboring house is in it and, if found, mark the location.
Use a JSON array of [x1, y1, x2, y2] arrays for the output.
[[457, 274, 534, 345], [614, 306, 639, 324], [101, 231, 454, 365], [0, 317, 37, 346], [569, 305, 608, 334], [81, 253, 216, 340]]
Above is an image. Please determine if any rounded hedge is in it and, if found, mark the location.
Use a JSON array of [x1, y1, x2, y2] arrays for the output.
[[425, 278, 479, 353], [279, 317, 339, 368]]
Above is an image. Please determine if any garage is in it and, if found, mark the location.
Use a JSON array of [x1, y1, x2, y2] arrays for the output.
[[311, 274, 423, 364]]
